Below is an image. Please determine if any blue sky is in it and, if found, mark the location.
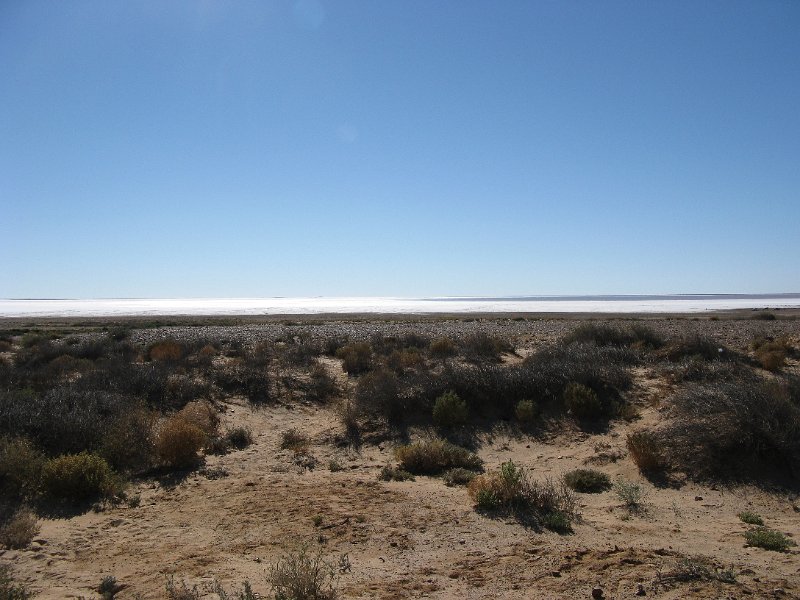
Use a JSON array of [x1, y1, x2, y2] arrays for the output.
[[2, 1, 798, 298]]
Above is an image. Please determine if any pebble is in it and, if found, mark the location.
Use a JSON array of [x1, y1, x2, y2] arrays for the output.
[[591, 587, 604, 599]]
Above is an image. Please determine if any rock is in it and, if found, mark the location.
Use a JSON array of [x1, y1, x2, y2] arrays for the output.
[[636, 583, 646, 596], [591, 587, 604, 599], [551, 570, 561, 577], [694, 495, 703, 501]]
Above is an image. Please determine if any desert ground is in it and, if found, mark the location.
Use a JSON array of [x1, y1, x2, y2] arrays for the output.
[[1, 312, 799, 599]]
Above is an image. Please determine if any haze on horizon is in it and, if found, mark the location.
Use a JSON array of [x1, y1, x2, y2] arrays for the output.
[[2, 1, 799, 299]]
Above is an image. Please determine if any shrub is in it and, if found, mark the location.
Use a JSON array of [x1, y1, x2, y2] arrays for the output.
[[514, 399, 538, 424], [0, 508, 40, 549], [395, 439, 482, 475], [385, 348, 424, 374], [626, 431, 667, 474], [378, 466, 415, 482], [335, 343, 372, 375], [738, 511, 764, 526], [354, 368, 402, 423], [563, 469, 611, 493], [563, 382, 602, 420], [564, 323, 663, 350], [214, 365, 272, 405], [443, 467, 477, 487], [432, 391, 468, 427], [155, 416, 207, 469], [40, 452, 119, 501], [0, 564, 31, 600], [662, 335, 725, 362], [99, 406, 156, 473], [176, 401, 219, 438], [744, 527, 796, 552], [429, 338, 456, 358], [659, 381, 800, 481], [148, 340, 186, 362], [224, 427, 253, 450], [753, 339, 788, 372], [461, 333, 513, 361], [0, 436, 45, 499], [281, 429, 310, 454], [307, 363, 337, 402], [751, 311, 777, 320], [268, 547, 338, 600]]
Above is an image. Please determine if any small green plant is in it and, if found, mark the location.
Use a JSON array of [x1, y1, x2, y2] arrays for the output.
[[0, 507, 40, 549], [432, 391, 468, 427], [312, 515, 323, 527], [563, 382, 602, 420], [541, 510, 572, 534], [744, 527, 796, 552], [269, 546, 338, 600], [738, 511, 764, 526], [40, 452, 120, 502], [328, 459, 344, 472], [394, 439, 482, 475], [613, 479, 647, 513], [378, 465, 415, 482], [514, 399, 538, 424], [98, 575, 118, 599], [443, 467, 477, 487], [563, 469, 611, 493]]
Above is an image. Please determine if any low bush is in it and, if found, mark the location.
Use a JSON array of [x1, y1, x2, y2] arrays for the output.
[[432, 391, 468, 427], [307, 363, 338, 402], [443, 467, 477, 487], [354, 368, 402, 423], [468, 461, 576, 532], [738, 511, 764, 526], [395, 439, 482, 475], [148, 340, 186, 362], [661, 358, 742, 384], [659, 381, 800, 481], [563, 469, 611, 493], [378, 466, 415, 482], [662, 335, 726, 362], [155, 415, 207, 469], [99, 406, 156, 473], [613, 479, 647, 512], [752, 338, 789, 372], [268, 547, 338, 600], [744, 527, 796, 552], [429, 338, 456, 358], [0, 564, 31, 600], [40, 452, 119, 502], [176, 401, 219, 439], [385, 348, 424, 374], [0, 508, 40, 549], [563, 323, 664, 350], [563, 382, 602, 420], [281, 429, 310, 454], [626, 430, 667, 474], [461, 333, 513, 361], [336, 343, 372, 375]]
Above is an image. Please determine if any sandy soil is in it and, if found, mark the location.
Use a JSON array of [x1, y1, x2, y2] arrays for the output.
[[3, 316, 800, 599]]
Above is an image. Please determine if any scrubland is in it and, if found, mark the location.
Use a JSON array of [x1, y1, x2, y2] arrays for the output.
[[0, 312, 798, 599]]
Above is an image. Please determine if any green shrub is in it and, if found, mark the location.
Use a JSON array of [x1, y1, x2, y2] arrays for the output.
[[354, 368, 402, 423], [514, 399, 538, 424], [563, 469, 611, 493], [155, 416, 207, 469], [744, 527, 796, 552], [613, 479, 647, 512], [738, 511, 764, 526], [378, 466, 415, 482], [41, 452, 119, 501], [429, 338, 456, 358], [395, 439, 482, 475], [443, 467, 477, 487], [432, 391, 468, 427], [563, 382, 602, 420], [99, 406, 156, 473], [626, 431, 667, 473], [541, 510, 572, 534]]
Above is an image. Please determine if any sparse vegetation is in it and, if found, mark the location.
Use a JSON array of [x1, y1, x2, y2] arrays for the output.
[[378, 465, 415, 482], [268, 547, 338, 600], [40, 452, 120, 502], [626, 430, 667, 474], [432, 391, 468, 427], [0, 564, 31, 600], [281, 428, 310, 453], [0, 508, 39, 549], [443, 467, 477, 486], [563, 382, 602, 420], [738, 511, 764, 526], [613, 479, 647, 513]]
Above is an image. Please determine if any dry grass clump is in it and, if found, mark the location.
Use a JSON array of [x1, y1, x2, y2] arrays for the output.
[[0, 563, 31, 600], [281, 429, 310, 454], [395, 438, 482, 475], [564, 323, 663, 349], [468, 461, 576, 532], [354, 368, 402, 423], [177, 401, 219, 439], [752, 337, 791, 372], [0, 507, 40, 549], [661, 335, 727, 362], [563, 382, 602, 420], [378, 465, 415, 482], [626, 430, 667, 474], [443, 467, 477, 486], [307, 363, 338, 402], [268, 547, 338, 600], [429, 337, 456, 358], [461, 333, 513, 361]]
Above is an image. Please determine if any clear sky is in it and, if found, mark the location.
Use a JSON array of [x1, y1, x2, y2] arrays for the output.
[[2, 1, 798, 298]]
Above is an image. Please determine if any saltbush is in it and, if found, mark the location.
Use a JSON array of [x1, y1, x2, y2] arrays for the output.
[[744, 527, 796, 552], [626, 430, 667, 474], [563, 468, 611, 493], [395, 439, 482, 475], [40, 452, 119, 501], [155, 415, 207, 469], [563, 382, 602, 420], [335, 343, 372, 375], [432, 391, 468, 427]]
